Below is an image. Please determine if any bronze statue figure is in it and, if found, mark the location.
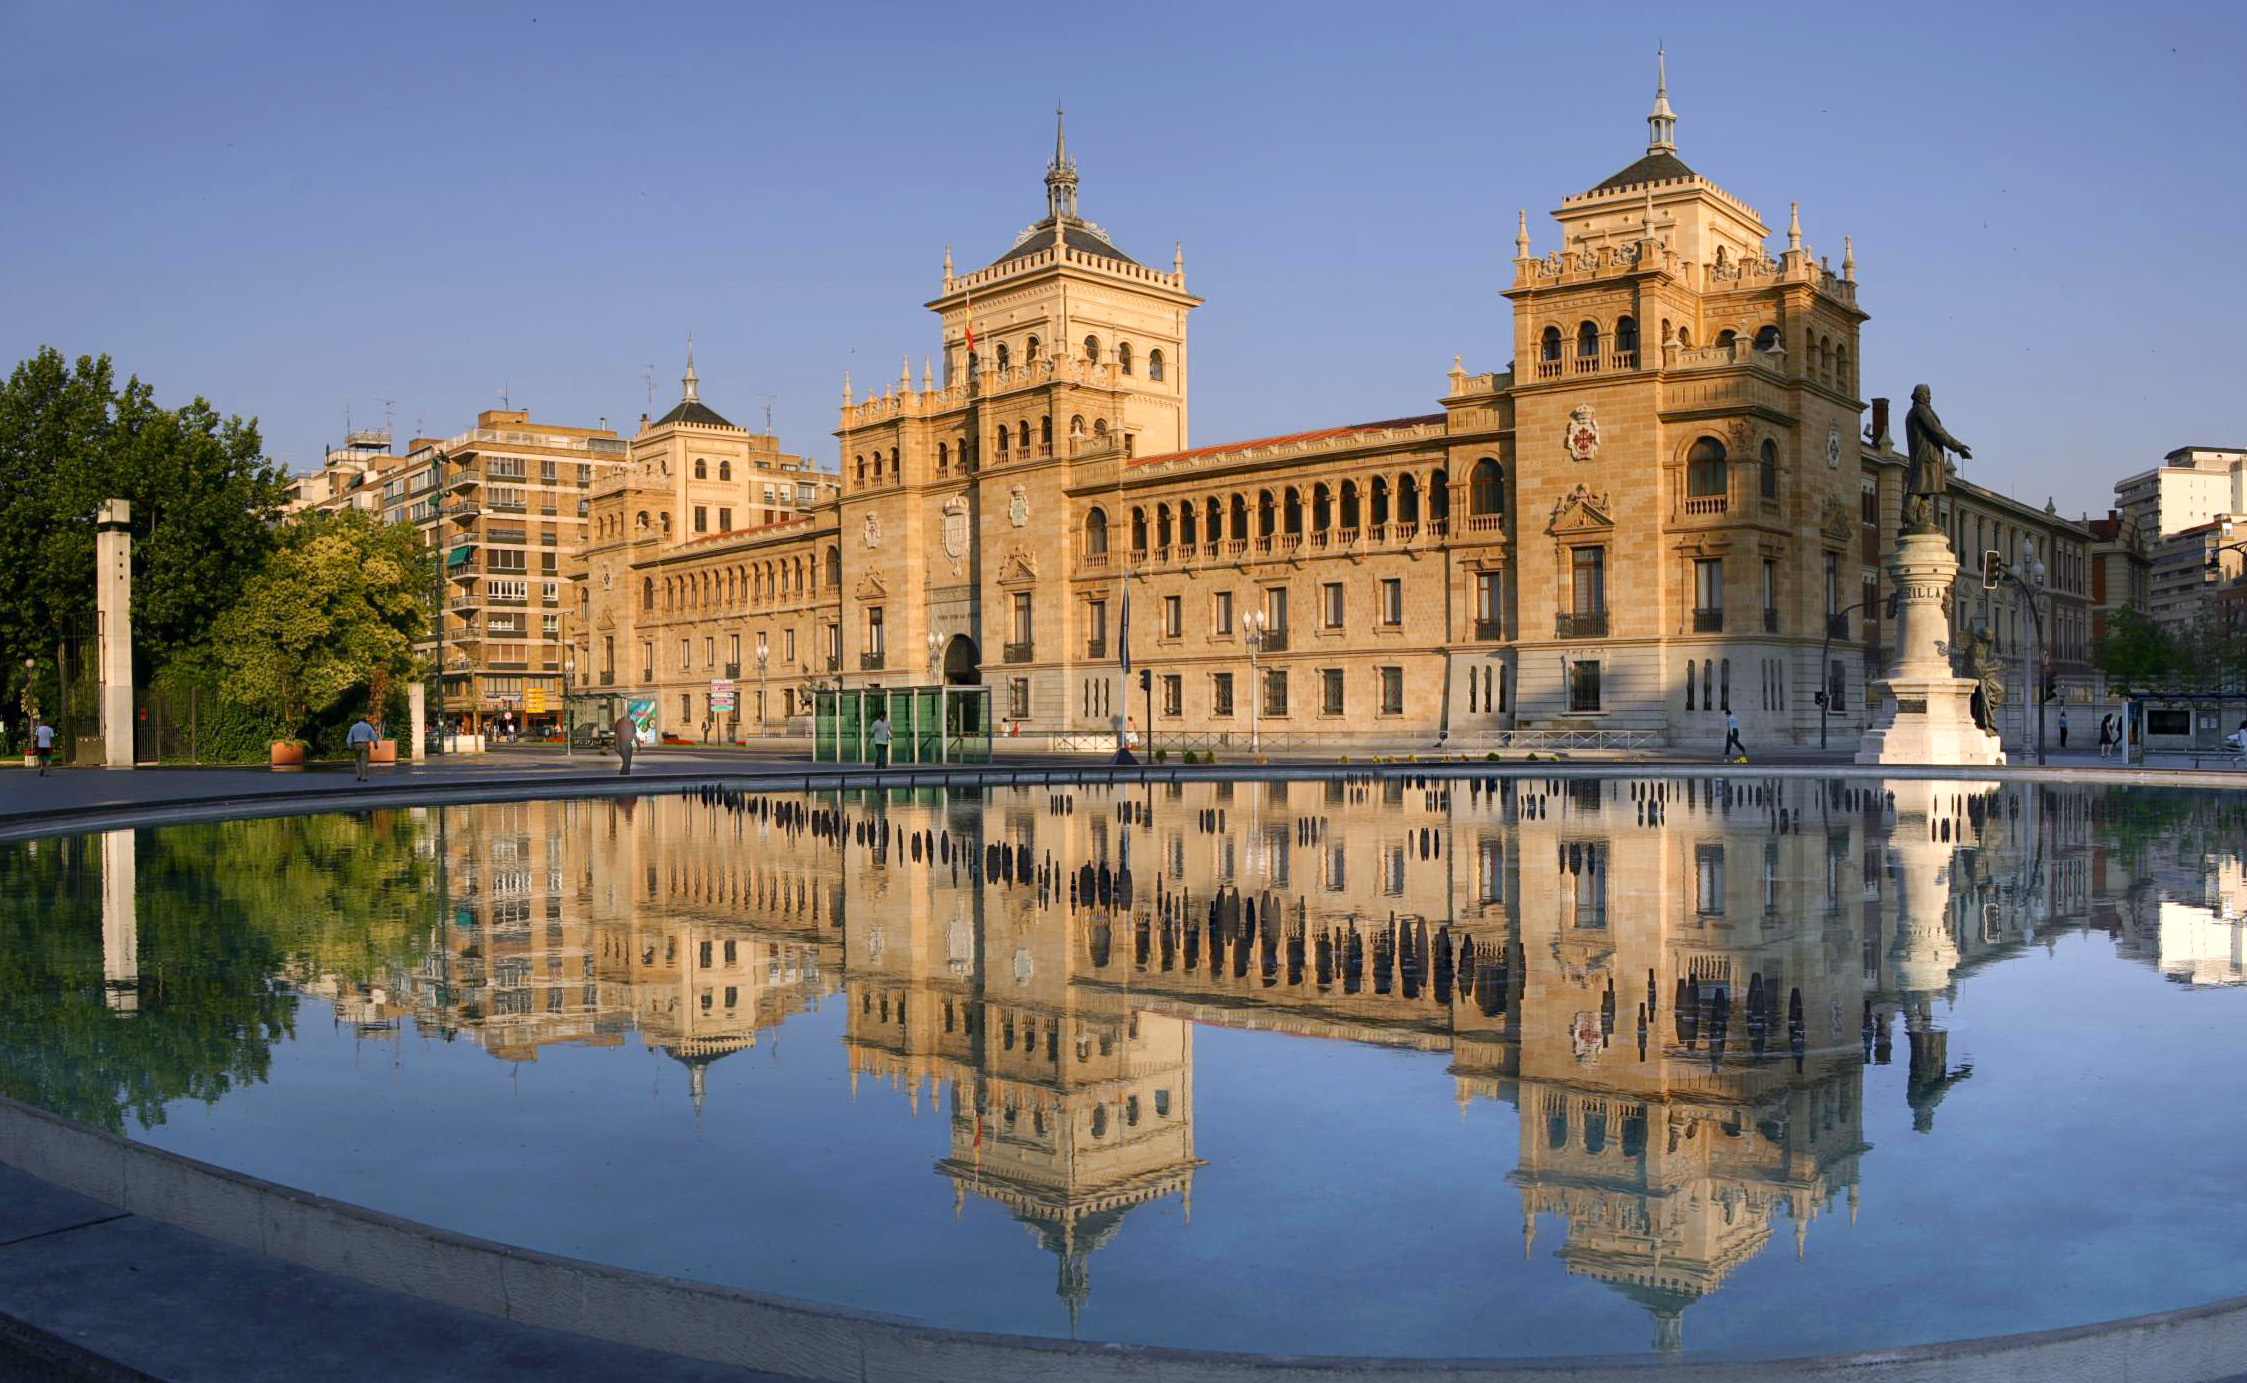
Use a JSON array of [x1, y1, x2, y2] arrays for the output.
[[1903, 383, 1970, 530]]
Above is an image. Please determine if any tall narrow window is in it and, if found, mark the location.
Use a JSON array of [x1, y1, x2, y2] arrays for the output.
[[1147, 348, 1165, 381], [1687, 437, 1728, 497], [1117, 342, 1133, 375], [1760, 440, 1779, 499]]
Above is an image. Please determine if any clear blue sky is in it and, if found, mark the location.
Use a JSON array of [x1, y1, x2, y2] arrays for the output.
[[3, 0, 2240, 518]]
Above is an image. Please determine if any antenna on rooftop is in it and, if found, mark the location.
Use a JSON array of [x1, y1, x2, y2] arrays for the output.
[[343, 397, 352, 439], [643, 364, 657, 408], [499, 382, 511, 411], [758, 394, 777, 433], [381, 391, 395, 442]]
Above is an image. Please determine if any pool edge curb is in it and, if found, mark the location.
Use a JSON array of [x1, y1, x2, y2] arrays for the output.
[[2, 1095, 2246, 1381]]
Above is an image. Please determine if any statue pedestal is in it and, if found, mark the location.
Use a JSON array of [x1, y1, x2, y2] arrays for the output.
[[1856, 528, 2004, 766]]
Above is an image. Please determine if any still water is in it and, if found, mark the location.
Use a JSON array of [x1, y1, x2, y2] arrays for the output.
[[5, 775, 2246, 1360]]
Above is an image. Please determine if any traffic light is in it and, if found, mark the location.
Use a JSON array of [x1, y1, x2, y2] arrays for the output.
[[1137, 667, 1151, 693], [1982, 549, 2003, 590]]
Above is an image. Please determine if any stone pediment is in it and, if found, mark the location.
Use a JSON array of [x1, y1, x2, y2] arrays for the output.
[[1546, 484, 1614, 536], [853, 570, 888, 601], [1820, 497, 1854, 542], [996, 548, 1039, 586]]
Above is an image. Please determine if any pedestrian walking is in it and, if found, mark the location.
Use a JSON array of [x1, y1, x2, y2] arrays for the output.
[[346, 711, 379, 781], [1722, 708, 1747, 762], [2098, 714, 2115, 758], [2058, 707, 2068, 749], [614, 711, 638, 776], [870, 708, 893, 769], [31, 720, 54, 776]]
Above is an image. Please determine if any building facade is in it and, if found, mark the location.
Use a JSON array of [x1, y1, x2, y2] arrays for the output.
[[575, 77, 2091, 752]]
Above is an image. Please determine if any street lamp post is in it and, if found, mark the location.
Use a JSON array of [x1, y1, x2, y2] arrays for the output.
[[1243, 610, 1266, 758], [756, 645, 769, 742], [563, 654, 575, 758], [1817, 600, 1871, 752], [1996, 558, 2050, 765]]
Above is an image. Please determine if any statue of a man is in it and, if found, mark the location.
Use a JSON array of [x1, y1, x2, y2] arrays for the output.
[[1903, 383, 1971, 530]]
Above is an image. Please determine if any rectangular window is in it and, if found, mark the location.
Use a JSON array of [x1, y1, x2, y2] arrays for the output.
[[783, 629, 795, 662], [1762, 559, 1779, 631], [704, 636, 715, 668], [1214, 590, 1234, 635], [694, 505, 708, 533], [1263, 669, 1288, 717], [1008, 677, 1030, 719], [1265, 585, 1289, 633], [1571, 546, 1605, 614], [1569, 844, 1607, 928], [1477, 839, 1503, 904], [1379, 666, 1403, 715], [1163, 594, 1181, 638], [867, 606, 885, 656], [1696, 845, 1726, 915], [1161, 674, 1181, 716], [1212, 672, 1235, 717], [728, 633, 741, 665], [1322, 582, 1344, 629], [681, 692, 692, 722], [718, 507, 732, 532], [1380, 578, 1402, 626], [1475, 571, 1501, 637], [1087, 599, 1107, 654], [1694, 559, 1723, 612], [641, 643, 653, 681], [1011, 591, 1033, 645], [1568, 659, 1601, 712], [680, 638, 692, 670], [1825, 551, 1841, 616], [1321, 668, 1344, 715]]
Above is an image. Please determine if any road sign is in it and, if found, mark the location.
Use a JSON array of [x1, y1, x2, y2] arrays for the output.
[[525, 688, 547, 714], [710, 679, 736, 714]]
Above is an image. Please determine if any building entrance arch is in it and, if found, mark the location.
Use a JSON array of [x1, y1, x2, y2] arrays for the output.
[[942, 634, 980, 685]]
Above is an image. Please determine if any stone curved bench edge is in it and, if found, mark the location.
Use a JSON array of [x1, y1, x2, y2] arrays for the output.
[[3, 1096, 2245, 1382]]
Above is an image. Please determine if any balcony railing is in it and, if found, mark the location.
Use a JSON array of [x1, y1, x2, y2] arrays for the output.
[[860, 651, 884, 671], [448, 501, 480, 519], [1683, 494, 1729, 516], [1473, 617, 1503, 641], [1003, 641, 1034, 663], [598, 670, 615, 686], [1086, 640, 1107, 660], [1255, 628, 1289, 653], [1556, 612, 1609, 638], [1693, 607, 1725, 632], [724, 662, 741, 679]]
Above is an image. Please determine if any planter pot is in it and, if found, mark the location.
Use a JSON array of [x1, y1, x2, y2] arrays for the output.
[[19, 753, 33, 769], [369, 739, 398, 764], [269, 742, 306, 767]]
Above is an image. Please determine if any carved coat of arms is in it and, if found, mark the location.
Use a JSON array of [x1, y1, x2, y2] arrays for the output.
[[941, 497, 969, 574], [1566, 403, 1601, 463], [862, 513, 881, 549], [1007, 484, 1029, 528]]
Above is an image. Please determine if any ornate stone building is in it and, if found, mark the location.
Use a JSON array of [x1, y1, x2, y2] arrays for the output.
[[578, 72, 2082, 751]]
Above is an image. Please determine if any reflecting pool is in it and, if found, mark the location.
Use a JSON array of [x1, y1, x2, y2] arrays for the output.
[[6, 776, 2247, 1360]]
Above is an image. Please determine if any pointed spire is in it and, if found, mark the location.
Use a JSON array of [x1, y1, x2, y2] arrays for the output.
[[1646, 46, 1677, 154], [900, 354, 911, 388], [842, 371, 853, 407], [681, 334, 699, 403], [1515, 209, 1531, 259], [1788, 201, 1803, 253], [1045, 104, 1079, 220], [1843, 234, 1856, 279], [942, 243, 954, 281], [922, 355, 933, 391]]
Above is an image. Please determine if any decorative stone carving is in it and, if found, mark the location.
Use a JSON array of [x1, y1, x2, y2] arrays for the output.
[[1547, 483, 1614, 535], [1826, 419, 1843, 468], [941, 496, 969, 574], [1565, 403, 1601, 463], [862, 513, 881, 549], [1008, 484, 1029, 528]]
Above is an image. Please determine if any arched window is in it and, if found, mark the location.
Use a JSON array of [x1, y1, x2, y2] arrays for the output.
[[1312, 483, 1332, 531], [1341, 480, 1361, 530], [1283, 487, 1303, 535], [1257, 490, 1276, 538], [643, 577, 654, 611], [1760, 440, 1779, 499], [1017, 420, 1030, 451], [1429, 468, 1450, 526], [1130, 507, 1148, 553], [965, 350, 978, 376], [1040, 415, 1052, 448], [1614, 315, 1638, 356], [853, 456, 864, 484], [825, 545, 840, 588], [1540, 326, 1563, 362], [1083, 335, 1100, 363], [1156, 503, 1173, 548], [1687, 437, 1728, 497], [1577, 321, 1600, 358], [1092, 417, 1107, 436], [636, 510, 650, 530], [1204, 497, 1222, 544], [996, 342, 1010, 371], [1117, 342, 1133, 375], [1179, 502, 1197, 546], [1069, 414, 1084, 438], [1715, 328, 1738, 350], [1753, 324, 1781, 353], [1835, 346, 1850, 391], [1371, 476, 1391, 527], [1148, 348, 1165, 381], [995, 425, 1009, 455], [719, 459, 732, 481], [937, 442, 949, 473], [1229, 494, 1249, 541], [1398, 473, 1421, 525], [694, 458, 707, 479], [1470, 458, 1504, 515], [1026, 334, 1040, 361], [1676, 325, 1692, 349]]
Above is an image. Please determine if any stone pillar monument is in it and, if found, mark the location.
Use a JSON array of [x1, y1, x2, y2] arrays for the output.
[[95, 499, 134, 769], [101, 828, 138, 1014], [409, 681, 428, 761], [1857, 386, 2002, 766]]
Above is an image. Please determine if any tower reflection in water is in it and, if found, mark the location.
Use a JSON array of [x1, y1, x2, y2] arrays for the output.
[[50, 774, 2242, 1353]]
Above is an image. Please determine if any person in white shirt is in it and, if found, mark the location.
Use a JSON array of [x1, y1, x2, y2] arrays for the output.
[[31, 720, 55, 776]]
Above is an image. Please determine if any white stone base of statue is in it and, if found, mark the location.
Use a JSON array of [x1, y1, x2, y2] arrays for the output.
[[1856, 526, 2005, 767]]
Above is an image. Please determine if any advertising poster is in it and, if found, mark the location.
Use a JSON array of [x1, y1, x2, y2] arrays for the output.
[[625, 697, 658, 746]]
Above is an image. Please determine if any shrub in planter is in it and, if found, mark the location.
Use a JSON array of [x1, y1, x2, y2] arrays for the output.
[[1153, 748, 1168, 764]]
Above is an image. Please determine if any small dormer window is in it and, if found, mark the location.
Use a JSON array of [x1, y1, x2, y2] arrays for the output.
[[694, 459, 707, 479]]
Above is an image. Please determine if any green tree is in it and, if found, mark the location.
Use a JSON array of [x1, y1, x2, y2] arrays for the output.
[[0, 347, 287, 703], [2089, 605, 2175, 695], [209, 509, 431, 743]]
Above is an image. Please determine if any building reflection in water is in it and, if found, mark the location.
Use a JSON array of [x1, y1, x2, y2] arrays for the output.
[[210, 775, 2241, 1352]]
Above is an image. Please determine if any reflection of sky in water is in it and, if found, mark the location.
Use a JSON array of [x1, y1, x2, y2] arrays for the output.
[[7, 778, 2247, 1360]]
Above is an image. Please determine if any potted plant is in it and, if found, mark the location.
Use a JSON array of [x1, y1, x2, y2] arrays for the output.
[[366, 668, 399, 763]]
